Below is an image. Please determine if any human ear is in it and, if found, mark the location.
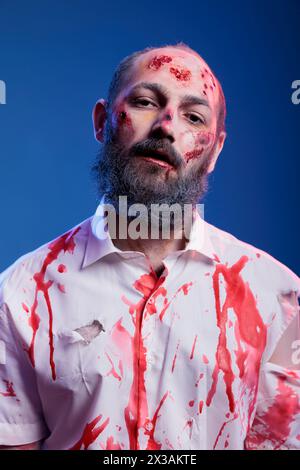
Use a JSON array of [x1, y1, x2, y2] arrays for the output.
[[207, 130, 226, 173], [92, 98, 107, 143]]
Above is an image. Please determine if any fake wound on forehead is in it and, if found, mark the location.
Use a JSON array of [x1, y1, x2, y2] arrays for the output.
[[146, 54, 218, 92], [147, 54, 192, 82]]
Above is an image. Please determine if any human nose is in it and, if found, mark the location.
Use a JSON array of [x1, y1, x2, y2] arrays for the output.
[[150, 109, 175, 143]]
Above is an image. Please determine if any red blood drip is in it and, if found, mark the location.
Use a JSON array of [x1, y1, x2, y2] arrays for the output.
[[169, 67, 191, 81], [183, 419, 193, 431], [207, 256, 267, 418], [190, 334, 198, 360], [69, 414, 110, 450], [199, 400, 204, 414], [213, 413, 238, 449], [57, 283, 66, 294], [148, 55, 173, 70], [144, 391, 169, 450], [195, 373, 204, 388], [122, 269, 173, 449], [0, 379, 16, 397], [202, 354, 209, 364], [105, 436, 122, 449], [57, 264, 67, 273], [27, 227, 80, 380], [122, 270, 159, 449], [171, 340, 180, 373], [159, 281, 193, 322], [22, 303, 29, 314], [105, 352, 122, 382], [111, 318, 132, 366], [189, 400, 195, 407]]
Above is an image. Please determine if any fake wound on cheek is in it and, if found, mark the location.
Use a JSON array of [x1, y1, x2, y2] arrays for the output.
[[111, 105, 133, 132], [184, 131, 215, 163]]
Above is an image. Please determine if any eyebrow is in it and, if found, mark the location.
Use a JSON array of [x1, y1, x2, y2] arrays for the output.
[[129, 82, 211, 109]]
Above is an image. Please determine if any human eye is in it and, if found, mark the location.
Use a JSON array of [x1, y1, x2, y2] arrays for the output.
[[185, 112, 205, 125], [130, 97, 157, 108]]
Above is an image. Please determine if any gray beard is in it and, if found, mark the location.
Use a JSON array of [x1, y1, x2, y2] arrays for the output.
[[91, 126, 214, 224]]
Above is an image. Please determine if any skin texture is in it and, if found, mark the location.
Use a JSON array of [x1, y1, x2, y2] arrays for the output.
[[93, 47, 226, 274]]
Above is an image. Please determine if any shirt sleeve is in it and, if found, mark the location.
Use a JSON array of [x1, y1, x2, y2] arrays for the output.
[[244, 289, 300, 450], [0, 302, 49, 446]]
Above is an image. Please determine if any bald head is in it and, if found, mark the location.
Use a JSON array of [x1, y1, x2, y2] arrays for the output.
[[106, 42, 226, 136]]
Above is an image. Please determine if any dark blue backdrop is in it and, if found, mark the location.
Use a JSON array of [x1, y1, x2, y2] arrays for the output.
[[0, 0, 299, 274]]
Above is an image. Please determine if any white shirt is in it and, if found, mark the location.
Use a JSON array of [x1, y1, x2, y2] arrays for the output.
[[0, 198, 299, 450]]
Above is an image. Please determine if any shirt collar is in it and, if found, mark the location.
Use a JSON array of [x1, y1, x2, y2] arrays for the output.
[[82, 195, 218, 269]]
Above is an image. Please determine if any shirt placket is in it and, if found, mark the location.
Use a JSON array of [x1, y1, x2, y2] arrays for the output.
[[134, 268, 168, 450]]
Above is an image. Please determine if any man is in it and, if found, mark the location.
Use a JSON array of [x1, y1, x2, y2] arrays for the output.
[[0, 42, 299, 450]]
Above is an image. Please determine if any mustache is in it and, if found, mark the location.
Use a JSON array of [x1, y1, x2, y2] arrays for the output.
[[129, 138, 183, 169]]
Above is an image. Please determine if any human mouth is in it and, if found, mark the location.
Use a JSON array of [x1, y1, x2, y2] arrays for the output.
[[140, 156, 175, 169], [137, 149, 176, 169]]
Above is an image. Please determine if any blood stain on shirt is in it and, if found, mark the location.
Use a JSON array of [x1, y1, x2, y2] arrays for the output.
[[22, 303, 29, 314], [57, 283, 66, 294], [190, 334, 198, 360], [69, 414, 110, 450], [171, 340, 180, 373], [0, 379, 16, 397], [144, 391, 169, 450], [105, 352, 122, 382], [105, 435, 122, 450], [202, 354, 209, 364], [207, 256, 267, 418], [199, 400, 204, 414], [57, 264, 67, 273], [246, 375, 300, 449], [27, 226, 81, 381]]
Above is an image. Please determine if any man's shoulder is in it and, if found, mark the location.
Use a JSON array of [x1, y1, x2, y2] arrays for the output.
[[0, 216, 92, 306], [205, 220, 300, 295]]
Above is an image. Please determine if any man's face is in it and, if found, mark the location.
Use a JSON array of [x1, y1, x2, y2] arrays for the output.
[[93, 47, 225, 209]]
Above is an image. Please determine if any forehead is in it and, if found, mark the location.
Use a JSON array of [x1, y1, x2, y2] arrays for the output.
[[123, 47, 219, 108], [135, 47, 207, 76]]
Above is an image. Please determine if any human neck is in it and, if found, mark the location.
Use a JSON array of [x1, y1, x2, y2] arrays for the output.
[[109, 214, 192, 276]]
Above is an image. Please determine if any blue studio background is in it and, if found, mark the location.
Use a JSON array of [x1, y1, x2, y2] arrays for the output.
[[0, 0, 299, 274]]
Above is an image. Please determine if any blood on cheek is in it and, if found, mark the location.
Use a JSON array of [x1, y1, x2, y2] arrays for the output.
[[112, 105, 134, 136], [183, 131, 215, 163]]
